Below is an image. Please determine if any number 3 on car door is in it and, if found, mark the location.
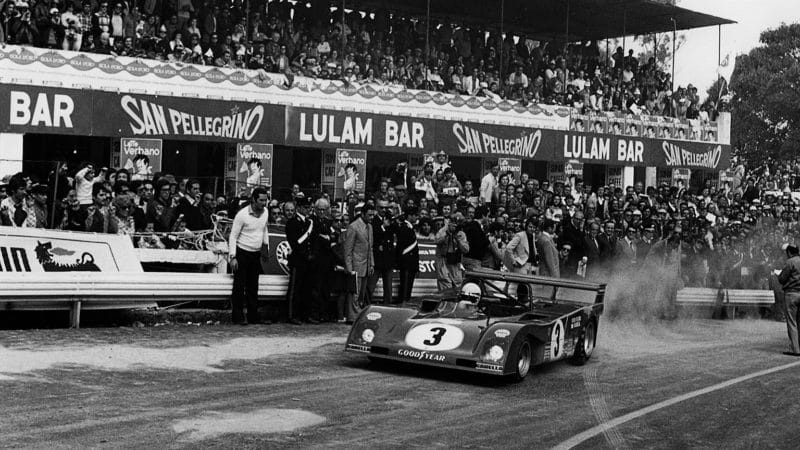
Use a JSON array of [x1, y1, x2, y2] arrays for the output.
[[423, 327, 446, 346], [405, 324, 465, 351]]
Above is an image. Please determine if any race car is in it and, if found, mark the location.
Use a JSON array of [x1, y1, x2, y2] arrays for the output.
[[345, 269, 606, 381]]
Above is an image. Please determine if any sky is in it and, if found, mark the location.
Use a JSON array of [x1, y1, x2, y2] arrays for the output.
[[670, 0, 800, 94]]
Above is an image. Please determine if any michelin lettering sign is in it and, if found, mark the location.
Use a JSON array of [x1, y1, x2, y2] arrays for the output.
[[0, 226, 143, 273]]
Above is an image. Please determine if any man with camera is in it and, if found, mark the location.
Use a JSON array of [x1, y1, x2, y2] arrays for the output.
[[434, 213, 469, 291], [7, 1, 38, 46]]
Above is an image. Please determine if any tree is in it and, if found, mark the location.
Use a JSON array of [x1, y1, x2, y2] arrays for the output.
[[637, 33, 686, 73], [730, 23, 800, 166]]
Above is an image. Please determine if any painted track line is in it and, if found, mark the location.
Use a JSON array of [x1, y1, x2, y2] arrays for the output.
[[555, 359, 800, 449]]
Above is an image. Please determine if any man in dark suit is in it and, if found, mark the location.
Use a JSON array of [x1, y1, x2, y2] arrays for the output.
[[310, 197, 336, 322], [597, 220, 618, 269], [537, 220, 560, 278], [582, 221, 602, 278], [368, 200, 395, 304], [285, 198, 315, 324], [395, 206, 419, 303], [560, 211, 586, 276], [344, 203, 375, 321]]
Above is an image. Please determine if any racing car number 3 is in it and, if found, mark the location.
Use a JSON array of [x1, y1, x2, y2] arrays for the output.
[[405, 324, 465, 351]]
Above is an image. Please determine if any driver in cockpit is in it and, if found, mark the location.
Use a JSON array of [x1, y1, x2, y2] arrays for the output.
[[455, 282, 482, 315]]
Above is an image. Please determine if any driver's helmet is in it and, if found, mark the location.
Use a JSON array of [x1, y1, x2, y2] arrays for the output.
[[459, 282, 482, 302]]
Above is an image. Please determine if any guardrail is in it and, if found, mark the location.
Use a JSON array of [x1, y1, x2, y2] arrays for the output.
[[675, 287, 777, 317], [0, 272, 438, 328]]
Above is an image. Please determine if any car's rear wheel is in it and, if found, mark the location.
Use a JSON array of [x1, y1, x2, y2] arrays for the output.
[[571, 320, 596, 365], [511, 339, 532, 381]]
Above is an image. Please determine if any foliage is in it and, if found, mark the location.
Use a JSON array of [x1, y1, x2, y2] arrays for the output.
[[637, 33, 686, 73], [730, 23, 800, 166]]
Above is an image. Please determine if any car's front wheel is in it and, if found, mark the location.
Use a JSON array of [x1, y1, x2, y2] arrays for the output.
[[571, 320, 596, 365], [511, 339, 532, 381]]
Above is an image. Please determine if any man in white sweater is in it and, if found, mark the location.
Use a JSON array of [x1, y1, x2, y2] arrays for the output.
[[228, 187, 270, 325]]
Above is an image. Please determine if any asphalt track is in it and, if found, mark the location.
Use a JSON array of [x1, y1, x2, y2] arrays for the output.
[[2, 318, 800, 448]]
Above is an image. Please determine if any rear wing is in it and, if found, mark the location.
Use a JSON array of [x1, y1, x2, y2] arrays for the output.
[[464, 269, 606, 305]]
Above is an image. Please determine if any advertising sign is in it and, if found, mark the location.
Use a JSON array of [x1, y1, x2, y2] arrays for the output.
[[335, 149, 367, 199], [559, 132, 730, 169], [285, 106, 434, 153], [438, 121, 548, 159], [0, 84, 92, 135], [0, 226, 143, 273], [105, 93, 285, 143], [606, 166, 623, 188], [120, 138, 162, 181], [236, 143, 273, 189], [564, 159, 584, 179], [498, 158, 522, 179], [548, 162, 565, 184], [719, 169, 736, 190], [672, 168, 691, 187]]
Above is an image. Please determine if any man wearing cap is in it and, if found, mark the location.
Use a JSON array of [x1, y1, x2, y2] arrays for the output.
[[777, 244, 800, 356], [369, 201, 396, 304]]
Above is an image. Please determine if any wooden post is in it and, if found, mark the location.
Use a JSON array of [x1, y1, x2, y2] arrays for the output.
[[70, 301, 81, 328]]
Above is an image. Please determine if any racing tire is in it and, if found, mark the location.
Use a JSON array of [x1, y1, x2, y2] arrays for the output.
[[511, 339, 533, 382], [571, 320, 597, 366]]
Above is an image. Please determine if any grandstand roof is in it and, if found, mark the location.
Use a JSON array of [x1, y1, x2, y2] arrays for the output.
[[367, 0, 735, 41]]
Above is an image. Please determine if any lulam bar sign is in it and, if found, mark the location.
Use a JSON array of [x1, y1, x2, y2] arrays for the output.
[[120, 95, 264, 140], [296, 111, 425, 148]]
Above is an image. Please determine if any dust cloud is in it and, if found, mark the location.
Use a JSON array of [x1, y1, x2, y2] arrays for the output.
[[172, 408, 326, 441], [0, 335, 344, 380]]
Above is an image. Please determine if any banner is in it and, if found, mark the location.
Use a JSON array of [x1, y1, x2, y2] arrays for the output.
[[0, 84, 92, 135], [285, 106, 434, 153], [437, 121, 550, 159], [236, 143, 273, 189], [335, 149, 367, 199], [0, 83, 284, 143], [0, 226, 143, 273], [120, 138, 162, 181], [103, 92, 284, 143], [498, 158, 522, 179], [559, 132, 730, 169]]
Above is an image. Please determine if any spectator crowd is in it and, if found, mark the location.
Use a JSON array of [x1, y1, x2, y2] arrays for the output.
[[1, 0, 715, 120], [2, 151, 798, 323]]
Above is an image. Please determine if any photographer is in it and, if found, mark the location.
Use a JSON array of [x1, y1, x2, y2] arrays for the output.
[[7, 1, 37, 46], [434, 213, 469, 291], [37, 6, 65, 49]]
